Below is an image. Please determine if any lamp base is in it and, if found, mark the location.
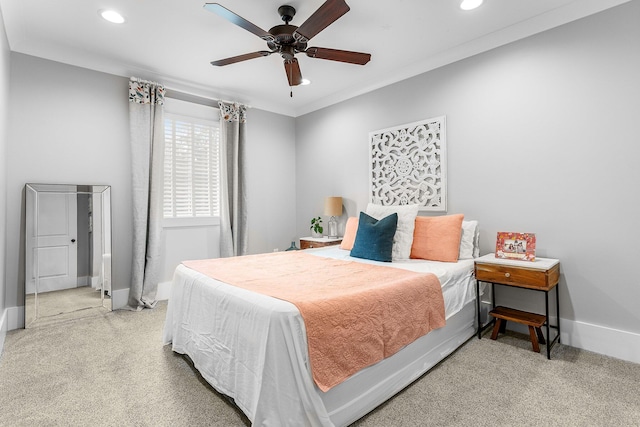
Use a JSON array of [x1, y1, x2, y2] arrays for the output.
[[328, 216, 338, 239]]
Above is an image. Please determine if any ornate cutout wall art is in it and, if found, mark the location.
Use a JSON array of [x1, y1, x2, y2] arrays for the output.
[[369, 116, 447, 211]]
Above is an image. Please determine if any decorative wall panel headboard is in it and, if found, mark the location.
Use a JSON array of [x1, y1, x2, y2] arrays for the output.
[[369, 116, 447, 211]]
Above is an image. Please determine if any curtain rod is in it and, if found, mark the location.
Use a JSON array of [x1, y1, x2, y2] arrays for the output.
[[130, 76, 250, 109], [130, 77, 251, 109], [164, 87, 251, 109], [164, 89, 218, 108]]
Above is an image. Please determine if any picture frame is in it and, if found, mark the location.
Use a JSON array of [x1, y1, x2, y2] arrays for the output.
[[495, 232, 536, 261]]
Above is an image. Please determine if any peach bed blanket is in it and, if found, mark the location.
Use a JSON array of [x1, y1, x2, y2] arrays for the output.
[[182, 251, 445, 392]]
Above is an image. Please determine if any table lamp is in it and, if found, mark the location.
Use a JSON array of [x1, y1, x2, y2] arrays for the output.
[[324, 197, 342, 239]]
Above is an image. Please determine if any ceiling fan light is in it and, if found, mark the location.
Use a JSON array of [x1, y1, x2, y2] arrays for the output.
[[100, 10, 125, 24], [460, 0, 483, 11]]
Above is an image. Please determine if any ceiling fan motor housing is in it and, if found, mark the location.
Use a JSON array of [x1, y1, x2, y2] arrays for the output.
[[267, 24, 308, 59]]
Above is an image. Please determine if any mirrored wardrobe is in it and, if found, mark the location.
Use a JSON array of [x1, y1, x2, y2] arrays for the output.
[[25, 184, 112, 328]]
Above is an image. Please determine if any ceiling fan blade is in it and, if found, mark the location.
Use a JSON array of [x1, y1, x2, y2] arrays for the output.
[[203, 3, 275, 42], [305, 47, 371, 65], [284, 59, 303, 86], [293, 0, 350, 43], [211, 51, 272, 66]]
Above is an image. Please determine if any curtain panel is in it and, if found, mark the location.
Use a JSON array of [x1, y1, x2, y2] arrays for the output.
[[218, 101, 248, 257], [128, 78, 165, 310]]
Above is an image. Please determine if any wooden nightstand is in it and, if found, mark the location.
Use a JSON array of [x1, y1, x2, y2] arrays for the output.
[[299, 237, 342, 250], [474, 254, 560, 359]]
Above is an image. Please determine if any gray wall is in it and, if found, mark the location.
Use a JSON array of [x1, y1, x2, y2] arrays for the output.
[[295, 2, 640, 341], [5, 54, 297, 311], [6, 54, 131, 310], [0, 5, 9, 329], [245, 108, 298, 253]]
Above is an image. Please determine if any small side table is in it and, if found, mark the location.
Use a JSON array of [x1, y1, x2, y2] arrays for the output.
[[474, 254, 560, 359], [299, 237, 342, 250]]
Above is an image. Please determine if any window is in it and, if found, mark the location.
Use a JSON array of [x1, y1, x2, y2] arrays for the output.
[[163, 112, 220, 219]]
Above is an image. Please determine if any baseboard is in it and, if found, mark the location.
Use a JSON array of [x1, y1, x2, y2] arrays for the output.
[[502, 316, 640, 364], [110, 283, 170, 310], [560, 319, 640, 364], [5, 305, 25, 331], [156, 281, 172, 301], [111, 288, 129, 310]]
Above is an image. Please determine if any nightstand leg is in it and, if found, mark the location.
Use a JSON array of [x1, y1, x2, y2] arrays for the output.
[[545, 291, 551, 359], [476, 280, 482, 339], [556, 286, 561, 344]]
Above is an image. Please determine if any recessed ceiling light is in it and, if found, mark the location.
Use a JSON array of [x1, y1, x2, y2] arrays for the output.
[[100, 9, 125, 24], [301, 79, 311, 86], [460, 0, 483, 11]]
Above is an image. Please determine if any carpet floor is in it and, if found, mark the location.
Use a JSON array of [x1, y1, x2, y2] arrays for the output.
[[0, 302, 638, 426]]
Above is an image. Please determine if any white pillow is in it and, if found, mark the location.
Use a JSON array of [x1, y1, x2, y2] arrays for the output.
[[459, 220, 479, 259], [366, 203, 420, 260]]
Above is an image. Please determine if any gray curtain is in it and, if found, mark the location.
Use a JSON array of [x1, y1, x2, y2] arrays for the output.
[[128, 78, 165, 309], [218, 101, 248, 257]]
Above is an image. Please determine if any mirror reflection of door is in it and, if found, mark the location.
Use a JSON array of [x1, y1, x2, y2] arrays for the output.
[[28, 191, 78, 293], [25, 184, 112, 328]]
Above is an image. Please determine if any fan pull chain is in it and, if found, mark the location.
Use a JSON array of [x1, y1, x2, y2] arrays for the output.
[[288, 62, 294, 98]]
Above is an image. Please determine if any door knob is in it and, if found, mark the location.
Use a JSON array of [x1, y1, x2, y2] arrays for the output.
[[71, 239, 76, 243]]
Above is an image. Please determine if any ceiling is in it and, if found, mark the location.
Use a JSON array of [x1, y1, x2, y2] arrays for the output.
[[0, 0, 630, 117]]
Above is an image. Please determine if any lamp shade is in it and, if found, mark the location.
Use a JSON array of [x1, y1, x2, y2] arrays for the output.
[[324, 197, 342, 217]]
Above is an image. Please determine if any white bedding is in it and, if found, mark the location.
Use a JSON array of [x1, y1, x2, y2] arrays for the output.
[[163, 247, 477, 426]]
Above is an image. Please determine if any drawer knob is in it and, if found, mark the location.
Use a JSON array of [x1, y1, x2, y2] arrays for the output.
[[505, 272, 511, 278]]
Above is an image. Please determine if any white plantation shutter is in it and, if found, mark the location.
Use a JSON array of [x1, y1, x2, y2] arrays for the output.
[[164, 113, 220, 218]]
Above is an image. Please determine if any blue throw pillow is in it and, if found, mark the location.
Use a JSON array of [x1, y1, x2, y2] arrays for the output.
[[350, 212, 398, 262]]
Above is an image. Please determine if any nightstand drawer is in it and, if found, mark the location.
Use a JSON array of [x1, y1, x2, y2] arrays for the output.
[[475, 262, 559, 290], [299, 238, 342, 250]]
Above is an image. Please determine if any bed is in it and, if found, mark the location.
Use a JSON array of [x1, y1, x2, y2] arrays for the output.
[[163, 217, 480, 427]]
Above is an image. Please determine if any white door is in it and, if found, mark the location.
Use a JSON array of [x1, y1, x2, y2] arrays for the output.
[[31, 192, 78, 293]]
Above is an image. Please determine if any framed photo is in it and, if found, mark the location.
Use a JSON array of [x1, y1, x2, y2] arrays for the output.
[[495, 232, 536, 261]]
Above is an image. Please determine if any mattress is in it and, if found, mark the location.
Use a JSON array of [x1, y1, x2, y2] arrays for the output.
[[163, 246, 477, 426]]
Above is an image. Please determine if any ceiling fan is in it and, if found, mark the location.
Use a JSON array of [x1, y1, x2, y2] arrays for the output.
[[204, 0, 371, 91]]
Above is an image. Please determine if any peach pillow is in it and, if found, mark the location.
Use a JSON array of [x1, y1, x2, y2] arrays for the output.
[[339, 217, 359, 250], [410, 214, 464, 262]]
